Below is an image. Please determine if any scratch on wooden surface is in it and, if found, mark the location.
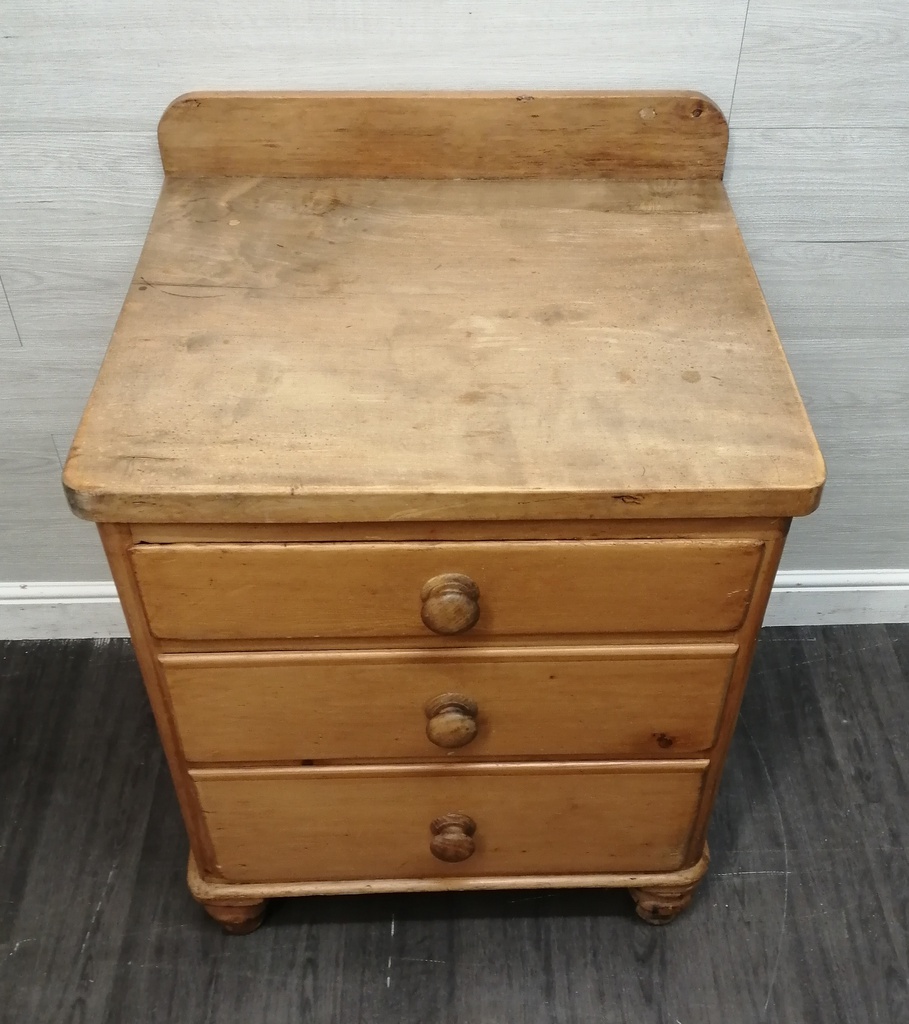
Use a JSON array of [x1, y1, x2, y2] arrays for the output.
[[5, 938, 35, 957], [77, 863, 117, 958], [385, 912, 395, 989], [754, 639, 886, 675], [712, 870, 791, 877], [763, 636, 818, 642], [740, 717, 789, 1020]]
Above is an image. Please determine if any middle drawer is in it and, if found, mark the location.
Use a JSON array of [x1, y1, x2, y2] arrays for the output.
[[160, 644, 737, 763]]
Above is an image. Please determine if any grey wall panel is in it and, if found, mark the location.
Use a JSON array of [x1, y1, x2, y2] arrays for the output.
[[0, 432, 108, 580], [751, 242, 909, 340], [1, 1, 749, 130], [0, 349, 109, 435], [750, 245, 909, 572], [783, 440, 909, 570], [778, 339, 909, 569], [1, 0, 908, 590], [781, 339, 908, 428], [728, 0, 909, 572], [728, 130, 909, 241], [0, 133, 159, 350], [0, 1, 750, 585], [0, 515, 109, 580], [0, 261, 134, 353], [733, 1, 909, 127], [0, 432, 66, 521], [0, 131, 153, 586]]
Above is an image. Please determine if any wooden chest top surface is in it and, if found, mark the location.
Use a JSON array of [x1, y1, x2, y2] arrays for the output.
[[64, 92, 823, 523]]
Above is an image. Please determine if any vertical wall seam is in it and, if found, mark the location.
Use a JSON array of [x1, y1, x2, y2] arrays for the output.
[[0, 272, 24, 347], [728, 0, 753, 127]]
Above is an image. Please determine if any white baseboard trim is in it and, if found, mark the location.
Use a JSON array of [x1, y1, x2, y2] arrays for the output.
[[2, 571, 909, 640], [0, 583, 128, 640], [762, 570, 909, 627]]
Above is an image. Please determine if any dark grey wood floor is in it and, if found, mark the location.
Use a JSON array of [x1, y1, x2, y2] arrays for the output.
[[2, 626, 908, 1023]]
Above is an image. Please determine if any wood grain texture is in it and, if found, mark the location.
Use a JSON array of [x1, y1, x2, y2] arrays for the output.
[[419, 573, 481, 636], [159, 644, 737, 763], [152, 632, 744, 657], [733, 1, 909, 127], [5, 628, 909, 1021], [429, 812, 477, 863], [0, 2, 750, 131], [63, 174, 823, 523], [130, 539, 764, 641], [159, 91, 728, 179], [190, 761, 708, 883], [424, 694, 480, 750], [728, 129, 909, 241]]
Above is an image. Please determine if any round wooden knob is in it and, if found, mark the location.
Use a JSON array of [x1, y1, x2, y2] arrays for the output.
[[429, 813, 477, 862], [420, 574, 480, 635], [425, 693, 479, 748]]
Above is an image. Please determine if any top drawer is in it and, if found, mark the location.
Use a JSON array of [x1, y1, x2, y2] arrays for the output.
[[130, 539, 763, 642]]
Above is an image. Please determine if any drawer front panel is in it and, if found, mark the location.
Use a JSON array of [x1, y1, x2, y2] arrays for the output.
[[163, 644, 737, 763], [191, 761, 707, 883], [132, 539, 763, 641]]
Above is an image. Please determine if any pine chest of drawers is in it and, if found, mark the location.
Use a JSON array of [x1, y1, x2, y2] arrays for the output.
[[63, 91, 824, 933]]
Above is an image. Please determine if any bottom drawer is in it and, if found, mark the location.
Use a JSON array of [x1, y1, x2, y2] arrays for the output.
[[192, 761, 707, 883]]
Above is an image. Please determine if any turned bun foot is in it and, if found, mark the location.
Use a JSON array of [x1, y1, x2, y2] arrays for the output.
[[629, 845, 709, 925], [630, 882, 698, 924], [200, 899, 267, 934]]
